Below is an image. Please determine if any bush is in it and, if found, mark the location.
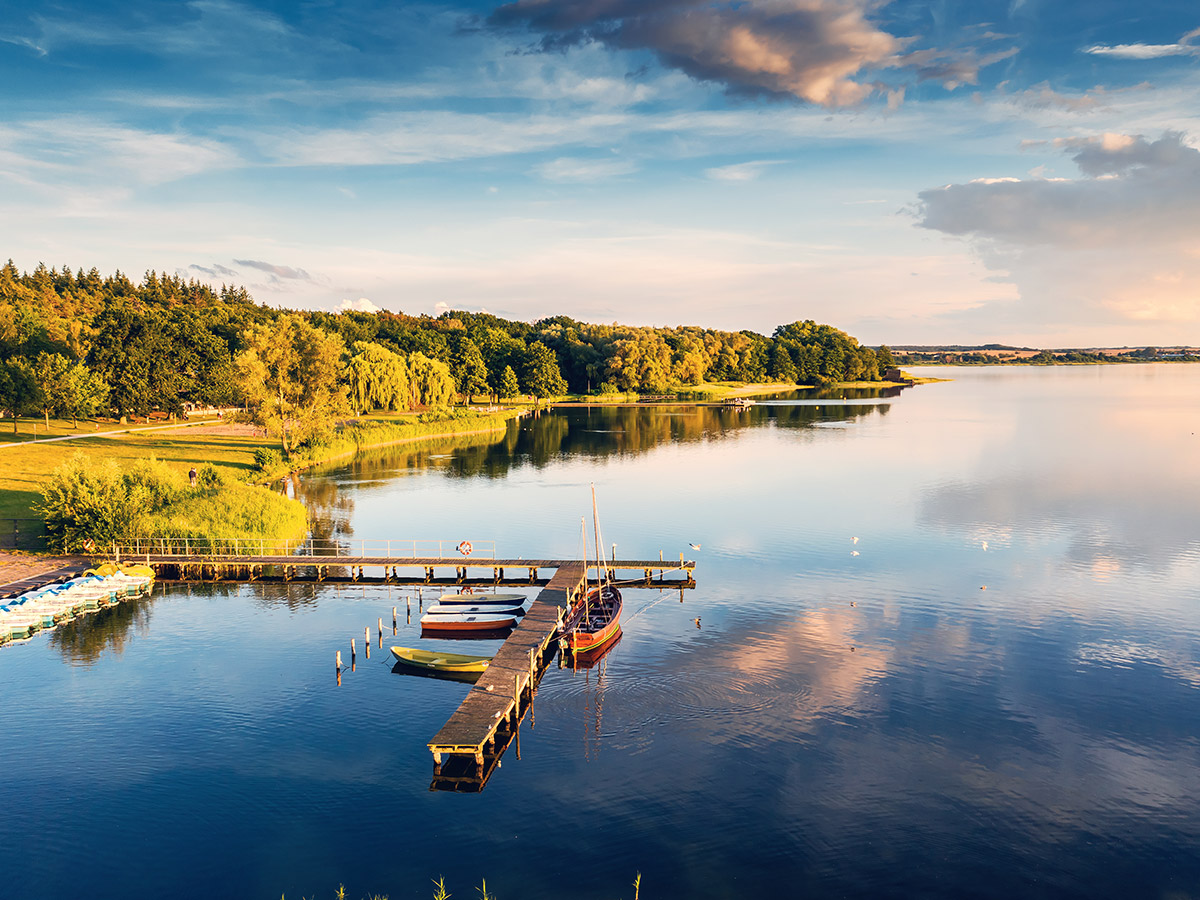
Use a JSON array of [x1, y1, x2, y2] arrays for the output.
[[253, 448, 282, 471], [37, 453, 183, 551], [196, 464, 226, 490], [36, 452, 308, 552]]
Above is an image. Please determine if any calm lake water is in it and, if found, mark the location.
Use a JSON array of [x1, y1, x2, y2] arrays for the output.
[[4, 364, 1200, 900]]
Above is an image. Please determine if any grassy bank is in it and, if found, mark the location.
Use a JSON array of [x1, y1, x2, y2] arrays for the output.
[[38, 455, 309, 553], [553, 375, 929, 404], [251, 407, 526, 482], [0, 408, 528, 539]]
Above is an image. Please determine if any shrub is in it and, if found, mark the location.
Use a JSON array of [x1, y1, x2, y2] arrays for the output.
[[196, 464, 226, 490], [253, 448, 282, 471], [37, 453, 181, 551], [37, 452, 308, 552]]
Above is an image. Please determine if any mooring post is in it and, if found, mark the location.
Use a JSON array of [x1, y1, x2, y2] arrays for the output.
[[351, 637, 356, 664], [365, 626, 371, 658], [392, 606, 397, 634]]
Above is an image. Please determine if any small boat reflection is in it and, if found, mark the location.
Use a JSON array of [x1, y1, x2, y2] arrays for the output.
[[419, 626, 513, 641], [390, 660, 481, 685], [563, 628, 622, 670]]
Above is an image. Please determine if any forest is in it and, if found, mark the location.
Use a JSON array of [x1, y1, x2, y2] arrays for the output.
[[0, 260, 894, 445]]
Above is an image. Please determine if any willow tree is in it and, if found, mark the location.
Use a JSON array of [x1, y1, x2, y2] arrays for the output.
[[345, 341, 409, 414], [237, 315, 347, 456], [407, 352, 455, 408]]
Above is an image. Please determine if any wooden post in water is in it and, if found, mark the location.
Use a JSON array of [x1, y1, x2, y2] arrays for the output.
[[351, 638, 356, 664], [392, 606, 397, 633], [364, 626, 371, 659]]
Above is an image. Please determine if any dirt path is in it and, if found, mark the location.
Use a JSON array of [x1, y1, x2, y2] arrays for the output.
[[0, 551, 92, 597]]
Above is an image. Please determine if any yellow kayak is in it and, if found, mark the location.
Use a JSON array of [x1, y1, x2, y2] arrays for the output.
[[390, 646, 492, 673]]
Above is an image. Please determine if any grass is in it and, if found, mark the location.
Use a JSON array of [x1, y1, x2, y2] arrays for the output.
[[253, 407, 526, 482], [0, 408, 529, 539], [0, 426, 273, 519]]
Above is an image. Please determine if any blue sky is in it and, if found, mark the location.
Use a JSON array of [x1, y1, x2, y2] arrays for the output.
[[2, 0, 1198, 345]]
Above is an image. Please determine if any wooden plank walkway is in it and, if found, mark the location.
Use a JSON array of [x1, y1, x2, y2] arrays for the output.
[[428, 561, 587, 769], [125, 553, 695, 587]]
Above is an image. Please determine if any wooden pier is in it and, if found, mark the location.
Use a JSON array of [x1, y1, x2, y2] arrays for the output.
[[111, 543, 698, 789], [119, 552, 696, 589], [428, 561, 586, 784]]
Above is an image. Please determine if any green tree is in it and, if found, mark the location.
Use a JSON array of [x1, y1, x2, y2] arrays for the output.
[[0, 357, 41, 433], [769, 343, 797, 383], [407, 352, 455, 408], [497, 364, 520, 399], [33, 352, 72, 427], [451, 337, 490, 402], [345, 341, 410, 414], [57, 360, 108, 427], [237, 315, 348, 456], [523, 341, 568, 399]]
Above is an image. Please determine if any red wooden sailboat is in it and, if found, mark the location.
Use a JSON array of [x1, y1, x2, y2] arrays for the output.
[[561, 487, 623, 654]]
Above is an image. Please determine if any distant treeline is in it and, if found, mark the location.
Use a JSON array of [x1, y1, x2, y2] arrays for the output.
[[0, 260, 895, 427], [895, 347, 1199, 365]]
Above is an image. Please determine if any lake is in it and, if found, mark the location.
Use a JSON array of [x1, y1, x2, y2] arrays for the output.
[[3, 364, 1199, 899]]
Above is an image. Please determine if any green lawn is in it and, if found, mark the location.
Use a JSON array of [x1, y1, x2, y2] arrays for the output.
[[0, 425, 275, 519]]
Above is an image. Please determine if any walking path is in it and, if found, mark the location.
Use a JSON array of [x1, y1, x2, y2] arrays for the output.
[[0, 551, 91, 597], [0, 418, 222, 449]]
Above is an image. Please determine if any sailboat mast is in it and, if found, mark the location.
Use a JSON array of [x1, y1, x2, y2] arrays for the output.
[[591, 483, 608, 587], [581, 516, 590, 623]]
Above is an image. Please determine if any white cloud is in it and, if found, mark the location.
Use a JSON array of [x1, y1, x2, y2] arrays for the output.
[[704, 160, 782, 182], [337, 298, 381, 313], [1083, 27, 1200, 59], [535, 156, 638, 182], [916, 131, 1200, 340], [0, 118, 237, 193]]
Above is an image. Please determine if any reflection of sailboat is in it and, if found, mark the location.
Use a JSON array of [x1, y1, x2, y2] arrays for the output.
[[567, 627, 622, 669], [575, 630, 616, 762], [561, 487, 623, 653]]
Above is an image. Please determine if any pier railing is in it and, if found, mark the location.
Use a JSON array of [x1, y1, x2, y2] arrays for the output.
[[110, 537, 497, 559]]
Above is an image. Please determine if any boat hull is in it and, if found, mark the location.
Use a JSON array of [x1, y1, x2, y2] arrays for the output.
[[420, 612, 519, 631], [390, 646, 492, 673], [562, 585, 622, 652], [437, 593, 528, 606]]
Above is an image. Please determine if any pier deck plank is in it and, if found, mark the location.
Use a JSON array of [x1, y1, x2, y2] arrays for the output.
[[428, 562, 586, 758]]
